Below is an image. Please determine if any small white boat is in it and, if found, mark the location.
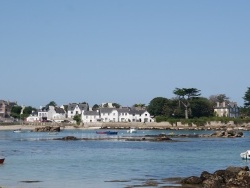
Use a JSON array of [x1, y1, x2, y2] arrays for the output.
[[127, 128, 137, 133], [240, 150, 250, 160], [13, 129, 22, 133]]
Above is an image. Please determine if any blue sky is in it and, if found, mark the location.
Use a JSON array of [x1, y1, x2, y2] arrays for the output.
[[1, 0, 249, 108]]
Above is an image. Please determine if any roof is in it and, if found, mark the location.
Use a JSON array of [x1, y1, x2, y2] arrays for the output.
[[84, 111, 99, 116], [55, 107, 65, 114], [68, 103, 89, 111], [129, 109, 147, 115], [99, 108, 116, 113]]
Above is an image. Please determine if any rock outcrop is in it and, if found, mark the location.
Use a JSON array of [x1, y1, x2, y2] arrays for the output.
[[34, 126, 60, 132], [54, 136, 78, 140], [181, 166, 250, 188], [210, 130, 243, 138]]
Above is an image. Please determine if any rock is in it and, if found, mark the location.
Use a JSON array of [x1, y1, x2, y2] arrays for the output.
[[34, 126, 60, 132], [181, 166, 250, 188], [55, 136, 78, 140], [181, 176, 202, 184]]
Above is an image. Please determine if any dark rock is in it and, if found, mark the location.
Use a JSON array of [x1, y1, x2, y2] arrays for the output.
[[200, 171, 212, 181], [181, 176, 202, 184], [34, 126, 60, 132], [181, 166, 250, 188], [55, 136, 78, 140]]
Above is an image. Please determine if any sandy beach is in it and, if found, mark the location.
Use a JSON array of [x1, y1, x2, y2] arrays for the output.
[[1, 121, 249, 132], [0, 124, 101, 131]]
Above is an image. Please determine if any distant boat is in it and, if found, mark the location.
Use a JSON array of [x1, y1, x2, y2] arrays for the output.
[[13, 129, 22, 133], [240, 150, 250, 160], [106, 131, 118, 135], [127, 128, 137, 133], [0, 157, 5, 164], [96, 131, 118, 135]]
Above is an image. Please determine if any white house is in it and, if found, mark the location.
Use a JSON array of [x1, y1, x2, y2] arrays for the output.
[[99, 108, 119, 122], [118, 108, 130, 122], [38, 109, 48, 121], [68, 103, 89, 119], [214, 102, 239, 118], [26, 111, 39, 122], [82, 111, 100, 123], [129, 109, 152, 122], [47, 106, 66, 120], [81, 107, 154, 123]]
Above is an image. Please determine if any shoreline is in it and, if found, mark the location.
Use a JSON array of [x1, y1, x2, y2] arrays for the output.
[[1, 122, 249, 131]]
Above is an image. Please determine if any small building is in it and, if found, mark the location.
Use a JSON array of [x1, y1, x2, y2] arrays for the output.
[[26, 111, 39, 122], [214, 102, 239, 118], [67, 103, 89, 119], [38, 107, 49, 121], [82, 111, 100, 123], [48, 106, 66, 120], [0, 100, 17, 118]]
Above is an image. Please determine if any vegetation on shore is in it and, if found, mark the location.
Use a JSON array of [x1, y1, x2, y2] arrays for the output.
[[147, 87, 250, 124]]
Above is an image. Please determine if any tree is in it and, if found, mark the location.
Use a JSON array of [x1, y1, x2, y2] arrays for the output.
[[133, 103, 146, 110], [103, 103, 109, 108], [162, 99, 183, 118], [73, 114, 81, 125], [92, 104, 100, 111], [209, 94, 230, 106], [243, 87, 250, 108], [173, 88, 201, 119], [147, 97, 168, 117], [11, 105, 22, 119], [21, 106, 37, 120], [45, 101, 57, 108], [112, 103, 121, 108], [190, 97, 214, 118]]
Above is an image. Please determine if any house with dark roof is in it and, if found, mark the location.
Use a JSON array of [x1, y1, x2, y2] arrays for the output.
[[37, 106, 66, 121], [26, 111, 39, 122], [38, 108, 48, 121], [48, 106, 66, 120], [214, 102, 239, 118], [0, 100, 17, 118], [82, 111, 100, 123], [81, 107, 154, 123], [67, 103, 89, 119]]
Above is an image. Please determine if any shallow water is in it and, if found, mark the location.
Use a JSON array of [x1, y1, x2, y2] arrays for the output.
[[0, 129, 250, 188]]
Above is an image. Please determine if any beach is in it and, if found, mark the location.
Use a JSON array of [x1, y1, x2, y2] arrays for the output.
[[1, 121, 249, 132]]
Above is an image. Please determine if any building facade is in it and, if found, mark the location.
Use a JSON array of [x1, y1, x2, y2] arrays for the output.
[[214, 102, 239, 118]]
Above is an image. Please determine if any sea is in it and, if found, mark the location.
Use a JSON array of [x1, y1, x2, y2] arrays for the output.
[[0, 128, 250, 188]]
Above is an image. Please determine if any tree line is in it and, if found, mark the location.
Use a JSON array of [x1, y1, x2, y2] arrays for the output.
[[147, 87, 250, 120], [9, 87, 250, 122]]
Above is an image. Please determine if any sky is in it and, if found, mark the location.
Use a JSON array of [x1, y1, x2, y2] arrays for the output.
[[1, 0, 249, 108]]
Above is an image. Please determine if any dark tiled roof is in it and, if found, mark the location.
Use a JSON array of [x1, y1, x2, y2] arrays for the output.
[[100, 108, 117, 113], [129, 109, 146, 115], [84, 111, 99, 116], [55, 107, 65, 114], [68, 103, 89, 111]]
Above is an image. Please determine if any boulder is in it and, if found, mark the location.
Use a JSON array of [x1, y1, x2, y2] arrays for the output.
[[34, 126, 60, 132], [181, 176, 202, 184], [55, 136, 78, 140], [181, 166, 250, 188]]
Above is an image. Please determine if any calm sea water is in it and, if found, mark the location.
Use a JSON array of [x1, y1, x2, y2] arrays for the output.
[[1, 129, 250, 188]]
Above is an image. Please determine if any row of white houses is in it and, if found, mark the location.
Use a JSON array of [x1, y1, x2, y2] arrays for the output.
[[27, 103, 154, 123], [82, 108, 153, 123]]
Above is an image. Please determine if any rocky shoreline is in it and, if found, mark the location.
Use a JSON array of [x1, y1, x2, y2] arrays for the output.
[[180, 166, 250, 188]]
